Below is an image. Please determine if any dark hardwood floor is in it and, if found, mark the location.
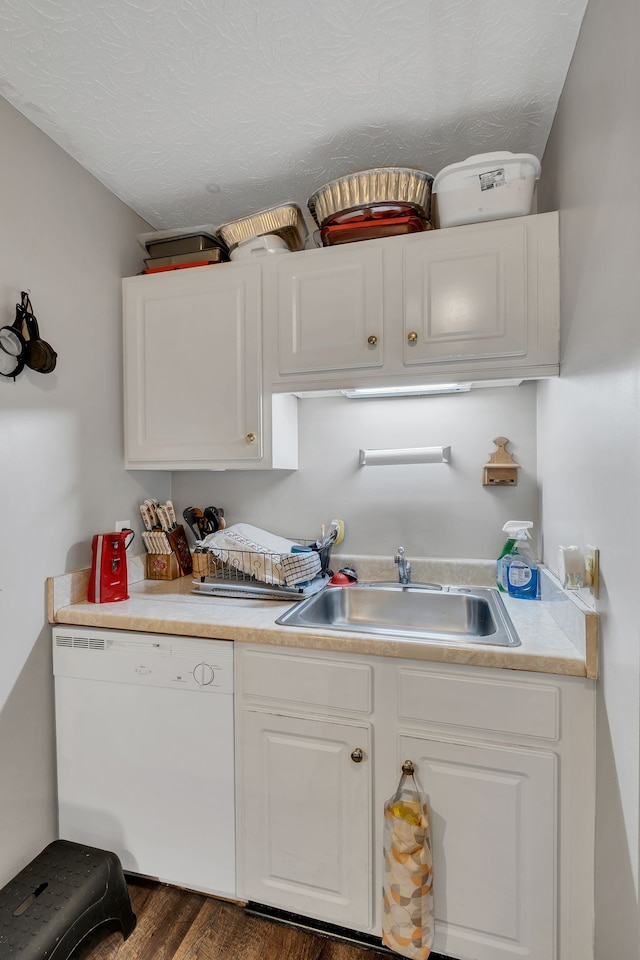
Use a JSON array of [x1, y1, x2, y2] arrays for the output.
[[70, 880, 391, 960]]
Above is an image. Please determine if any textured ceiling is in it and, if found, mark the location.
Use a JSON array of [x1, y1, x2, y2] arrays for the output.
[[0, 0, 588, 232]]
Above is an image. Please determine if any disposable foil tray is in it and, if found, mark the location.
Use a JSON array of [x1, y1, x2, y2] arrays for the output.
[[307, 167, 434, 227], [217, 203, 308, 252]]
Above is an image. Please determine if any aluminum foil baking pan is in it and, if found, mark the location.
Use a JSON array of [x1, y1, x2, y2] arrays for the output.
[[307, 168, 434, 227], [218, 203, 308, 252]]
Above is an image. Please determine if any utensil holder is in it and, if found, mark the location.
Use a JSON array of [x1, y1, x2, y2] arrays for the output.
[[192, 549, 210, 579], [315, 544, 333, 576]]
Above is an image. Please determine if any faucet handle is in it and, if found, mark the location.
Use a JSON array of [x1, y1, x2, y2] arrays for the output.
[[394, 546, 406, 563]]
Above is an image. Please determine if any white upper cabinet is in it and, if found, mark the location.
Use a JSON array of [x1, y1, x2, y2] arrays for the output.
[[270, 212, 559, 391], [123, 212, 559, 469], [403, 217, 529, 363], [276, 242, 385, 374], [123, 265, 297, 470]]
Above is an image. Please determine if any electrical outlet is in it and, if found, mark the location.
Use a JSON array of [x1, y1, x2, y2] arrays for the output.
[[115, 520, 131, 533], [585, 545, 600, 599]]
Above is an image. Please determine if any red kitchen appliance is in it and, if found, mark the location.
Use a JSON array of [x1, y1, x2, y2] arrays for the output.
[[88, 530, 135, 603]]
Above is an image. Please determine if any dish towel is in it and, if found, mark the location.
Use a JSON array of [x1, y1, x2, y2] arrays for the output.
[[201, 523, 321, 587], [382, 764, 434, 959]]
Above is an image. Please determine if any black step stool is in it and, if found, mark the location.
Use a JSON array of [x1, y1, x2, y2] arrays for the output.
[[0, 839, 136, 959]]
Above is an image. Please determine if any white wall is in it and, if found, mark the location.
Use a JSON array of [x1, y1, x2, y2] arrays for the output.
[[0, 96, 170, 884], [536, 0, 640, 955], [172, 383, 540, 559]]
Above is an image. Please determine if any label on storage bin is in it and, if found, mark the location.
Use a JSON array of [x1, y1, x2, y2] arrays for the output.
[[479, 167, 506, 190]]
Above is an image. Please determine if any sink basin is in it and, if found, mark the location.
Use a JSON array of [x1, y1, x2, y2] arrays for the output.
[[276, 582, 521, 647]]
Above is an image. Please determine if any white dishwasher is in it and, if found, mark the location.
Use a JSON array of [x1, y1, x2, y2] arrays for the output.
[[52, 625, 235, 898]]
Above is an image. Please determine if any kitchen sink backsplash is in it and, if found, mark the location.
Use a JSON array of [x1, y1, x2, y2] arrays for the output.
[[333, 555, 496, 587], [171, 387, 539, 559]]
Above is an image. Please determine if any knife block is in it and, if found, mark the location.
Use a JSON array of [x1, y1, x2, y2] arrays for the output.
[[145, 524, 193, 580], [146, 552, 181, 580], [166, 524, 193, 575]]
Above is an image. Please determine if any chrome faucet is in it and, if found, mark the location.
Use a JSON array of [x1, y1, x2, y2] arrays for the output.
[[394, 546, 411, 584]]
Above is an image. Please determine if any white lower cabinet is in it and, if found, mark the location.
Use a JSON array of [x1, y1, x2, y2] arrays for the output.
[[235, 644, 595, 960], [235, 645, 374, 931], [400, 734, 556, 960], [238, 711, 372, 929]]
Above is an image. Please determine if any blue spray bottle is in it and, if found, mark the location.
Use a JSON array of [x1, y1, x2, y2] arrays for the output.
[[506, 525, 540, 600], [497, 521, 533, 592]]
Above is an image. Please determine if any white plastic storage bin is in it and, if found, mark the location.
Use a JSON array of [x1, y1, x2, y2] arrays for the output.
[[433, 152, 541, 228]]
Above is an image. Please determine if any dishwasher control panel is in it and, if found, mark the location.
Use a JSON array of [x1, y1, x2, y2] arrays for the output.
[[53, 626, 233, 694]]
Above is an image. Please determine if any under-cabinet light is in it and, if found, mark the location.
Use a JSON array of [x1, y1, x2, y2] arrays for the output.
[[342, 383, 471, 399]]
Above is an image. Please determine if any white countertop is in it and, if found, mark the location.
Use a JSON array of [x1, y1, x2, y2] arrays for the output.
[[48, 556, 598, 678]]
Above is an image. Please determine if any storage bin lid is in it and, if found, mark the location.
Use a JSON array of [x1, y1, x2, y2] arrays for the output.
[[433, 152, 541, 192]]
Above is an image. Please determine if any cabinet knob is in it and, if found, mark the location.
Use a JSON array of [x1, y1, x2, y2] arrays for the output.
[[350, 747, 364, 763], [367, 335, 378, 346], [246, 433, 256, 443], [407, 331, 418, 343]]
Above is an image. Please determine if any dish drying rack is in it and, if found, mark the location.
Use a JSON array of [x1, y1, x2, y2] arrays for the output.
[[191, 539, 334, 601]]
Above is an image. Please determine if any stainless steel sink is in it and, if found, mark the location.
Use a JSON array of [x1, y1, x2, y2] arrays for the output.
[[276, 582, 521, 647]]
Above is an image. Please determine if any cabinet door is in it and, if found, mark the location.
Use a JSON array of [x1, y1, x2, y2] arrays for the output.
[[123, 265, 263, 465], [277, 244, 384, 375], [400, 734, 557, 960], [403, 219, 532, 365], [238, 711, 372, 931]]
